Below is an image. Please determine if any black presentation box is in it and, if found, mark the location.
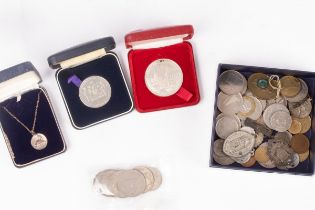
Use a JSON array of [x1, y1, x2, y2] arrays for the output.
[[48, 37, 133, 129], [0, 62, 66, 167], [210, 64, 315, 175]]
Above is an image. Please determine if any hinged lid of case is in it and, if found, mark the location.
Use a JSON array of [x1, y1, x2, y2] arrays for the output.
[[125, 25, 194, 49], [48, 36, 116, 69], [0, 62, 41, 102]]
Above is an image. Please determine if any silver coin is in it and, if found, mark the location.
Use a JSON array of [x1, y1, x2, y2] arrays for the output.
[[269, 110, 292, 132], [263, 104, 289, 128], [266, 96, 287, 107], [213, 152, 235, 165], [217, 92, 243, 115], [79, 76, 111, 108], [215, 115, 240, 139], [113, 170, 147, 198], [231, 153, 252, 164], [145, 59, 183, 97], [31, 133, 48, 150], [223, 131, 255, 158], [241, 80, 248, 95], [147, 167, 162, 191], [218, 70, 247, 95], [217, 113, 241, 128], [93, 170, 118, 197], [213, 139, 227, 157], [240, 126, 256, 135], [288, 98, 312, 118], [134, 166, 155, 192], [286, 79, 308, 103], [248, 96, 263, 120]]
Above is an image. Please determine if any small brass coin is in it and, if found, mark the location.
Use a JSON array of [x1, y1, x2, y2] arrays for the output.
[[299, 150, 310, 162], [288, 119, 302, 134], [248, 73, 277, 100], [294, 116, 312, 134], [280, 76, 301, 97], [290, 134, 310, 154], [254, 143, 270, 163], [239, 96, 256, 117], [242, 156, 256, 167]]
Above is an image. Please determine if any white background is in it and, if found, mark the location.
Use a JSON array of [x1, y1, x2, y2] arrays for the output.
[[0, 0, 315, 209]]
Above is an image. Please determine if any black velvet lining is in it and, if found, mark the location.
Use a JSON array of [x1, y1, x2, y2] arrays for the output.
[[0, 88, 65, 167], [56, 52, 133, 129]]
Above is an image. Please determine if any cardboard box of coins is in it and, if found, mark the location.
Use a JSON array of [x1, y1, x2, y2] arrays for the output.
[[210, 64, 314, 175], [125, 25, 200, 112], [48, 37, 133, 129], [0, 62, 66, 167]]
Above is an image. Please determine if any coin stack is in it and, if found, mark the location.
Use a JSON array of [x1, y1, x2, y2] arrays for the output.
[[213, 70, 312, 170], [93, 166, 162, 198]]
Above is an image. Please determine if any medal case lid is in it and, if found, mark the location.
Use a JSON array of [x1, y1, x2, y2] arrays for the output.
[[125, 25, 194, 49], [0, 62, 42, 102], [48, 37, 116, 69]]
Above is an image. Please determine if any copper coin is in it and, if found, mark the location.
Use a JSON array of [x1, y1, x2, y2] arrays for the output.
[[254, 143, 270, 163], [295, 116, 312, 134], [248, 73, 277, 100], [242, 156, 256, 167], [290, 134, 310, 154], [299, 150, 310, 162], [280, 76, 301, 98], [288, 119, 302, 134]]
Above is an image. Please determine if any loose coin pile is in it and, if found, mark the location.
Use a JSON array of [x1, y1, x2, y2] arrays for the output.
[[214, 70, 312, 170], [93, 166, 162, 198]]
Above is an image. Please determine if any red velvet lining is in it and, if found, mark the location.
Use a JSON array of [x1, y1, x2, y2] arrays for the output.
[[127, 42, 200, 112]]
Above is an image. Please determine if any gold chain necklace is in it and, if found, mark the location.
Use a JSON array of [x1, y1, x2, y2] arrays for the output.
[[2, 91, 48, 150]]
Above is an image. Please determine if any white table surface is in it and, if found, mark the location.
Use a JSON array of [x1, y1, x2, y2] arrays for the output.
[[0, 0, 315, 209]]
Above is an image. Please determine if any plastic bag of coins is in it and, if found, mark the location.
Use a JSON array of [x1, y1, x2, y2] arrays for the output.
[[211, 64, 314, 175], [93, 166, 162, 198]]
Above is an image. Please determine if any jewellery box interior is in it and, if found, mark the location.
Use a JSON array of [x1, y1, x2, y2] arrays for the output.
[[125, 25, 200, 112], [48, 37, 133, 129], [210, 64, 315, 175], [0, 62, 66, 167]]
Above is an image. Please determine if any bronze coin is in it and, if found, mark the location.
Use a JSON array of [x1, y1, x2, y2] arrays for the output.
[[290, 134, 310, 154], [294, 116, 312, 134], [299, 150, 310, 162], [288, 119, 302, 134], [280, 76, 301, 97], [255, 143, 270, 163], [248, 73, 277, 100], [241, 156, 256, 167]]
